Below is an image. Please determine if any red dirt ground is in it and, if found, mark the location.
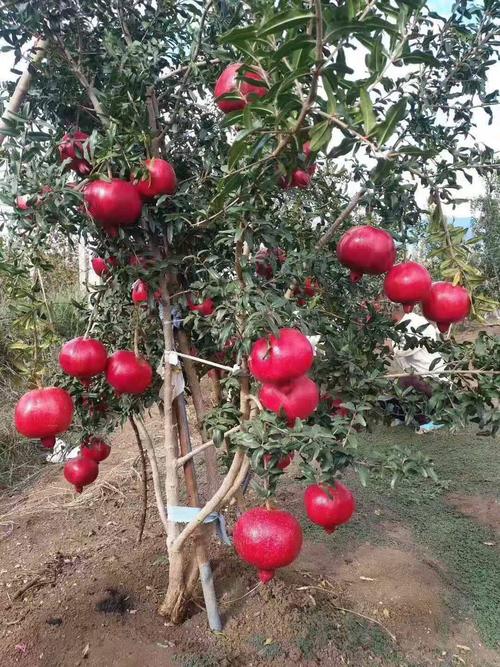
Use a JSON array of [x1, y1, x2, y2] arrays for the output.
[[0, 410, 498, 667]]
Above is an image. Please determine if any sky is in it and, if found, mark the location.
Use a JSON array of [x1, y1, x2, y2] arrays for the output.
[[0, 1, 497, 223]]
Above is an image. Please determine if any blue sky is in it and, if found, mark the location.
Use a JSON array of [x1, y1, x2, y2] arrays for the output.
[[428, 0, 452, 14]]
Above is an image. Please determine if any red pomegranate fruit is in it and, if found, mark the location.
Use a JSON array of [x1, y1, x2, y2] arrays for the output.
[[84, 179, 142, 228], [336, 225, 396, 282], [132, 279, 149, 304], [233, 507, 303, 583], [187, 297, 215, 317], [59, 337, 108, 384], [259, 375, 319, 426], [58, 130, 91, 175], [14, 387, 74, 446], [81, 437, 111, 463], [91, 256, 115, 277], [384, 261, 432, 313], [105, 350, 153, 394], [255, 247, 286, 280], [134, 158, 177, 199], [422, 281, 471, 333], [64, 457, 99, 493], [249, 328, 314, 384], [304, 481, 356, 533], [290, 170, 311, 189], [263, 452, 294, 470], [214, 63, 267, 113]]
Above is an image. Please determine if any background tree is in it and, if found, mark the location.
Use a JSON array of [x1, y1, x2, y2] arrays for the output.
[[472, 173, 500, 301], [0, 0, 499, 629]]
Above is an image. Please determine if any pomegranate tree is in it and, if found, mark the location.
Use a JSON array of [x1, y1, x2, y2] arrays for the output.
[[233, 507, 303, 583], [2, 0, 496, 636]]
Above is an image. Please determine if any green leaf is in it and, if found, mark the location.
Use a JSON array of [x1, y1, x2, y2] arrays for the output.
[[375, 98, 407, 145], [258, 10, 315, 37], [274, 37, 316, 61], [359, 87, 377, 133], [219, 25, 258, 44], [310, 120, 332, 152], [322, 74, 337, 115]]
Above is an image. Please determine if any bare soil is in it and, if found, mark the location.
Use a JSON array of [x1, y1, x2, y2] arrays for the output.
[[446, 494, 500, 536], [0, 413, 499, 667]]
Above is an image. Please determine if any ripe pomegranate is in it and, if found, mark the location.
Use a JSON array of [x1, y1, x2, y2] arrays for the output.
[[105, 350, 153, 394], [294, 277, 319, 305], [14, 387, 74, 446], [337, 226, 396, 282], [290, 170, 311, 189], [58, 130, 91, 175], [134, 158, 177, 199], [259, 375, 319, 426], [187, 297, 215, 317], [132, 279, 149, 304], [214, 63, 267, 113], [64, 456, 99, 493], [16, 195, 29, 210], [84, 179, 142, 228], [384, 261, 432, 313], [304, 482, 356, 533], [91, 256, 116, 277], [81, 437, 111, 463], [249, 328, 314, 384], [263, 452, 294, 470], [59, 337, 108, 384], [255, 247, 286, 280], [422, 281, 471, 333], [233, 507, 303, 583], [280, 142, 316, 189]]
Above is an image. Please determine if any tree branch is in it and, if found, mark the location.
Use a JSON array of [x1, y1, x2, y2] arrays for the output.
[[0, 38, 47, 146], [136, 415, 169, 536], [176, 425, 241, 467], [49, 30, 109, 127], [129, 415, 148, 543], [172, 449, 245, 552], [316, 188, 367, 249]]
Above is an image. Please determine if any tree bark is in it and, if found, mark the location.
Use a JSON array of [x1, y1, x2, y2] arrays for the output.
[[159, 279, 188, 621], [174, 395, 221, 631], [0, 38, 47, 145], [176, 329, 220, 497]]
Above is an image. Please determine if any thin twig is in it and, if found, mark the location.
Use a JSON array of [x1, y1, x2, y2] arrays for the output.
[[136, 415, 169, 536], [176, 351, 238, 373], [176, 425, 241, 467], [384, 369, 499, 378], [297, 585, 397, 642], [316, 189, 367, 249], [129, 416, 148, 543]]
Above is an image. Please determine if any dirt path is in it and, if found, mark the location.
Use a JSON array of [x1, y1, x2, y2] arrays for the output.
[[0, 413, 499, 666]]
